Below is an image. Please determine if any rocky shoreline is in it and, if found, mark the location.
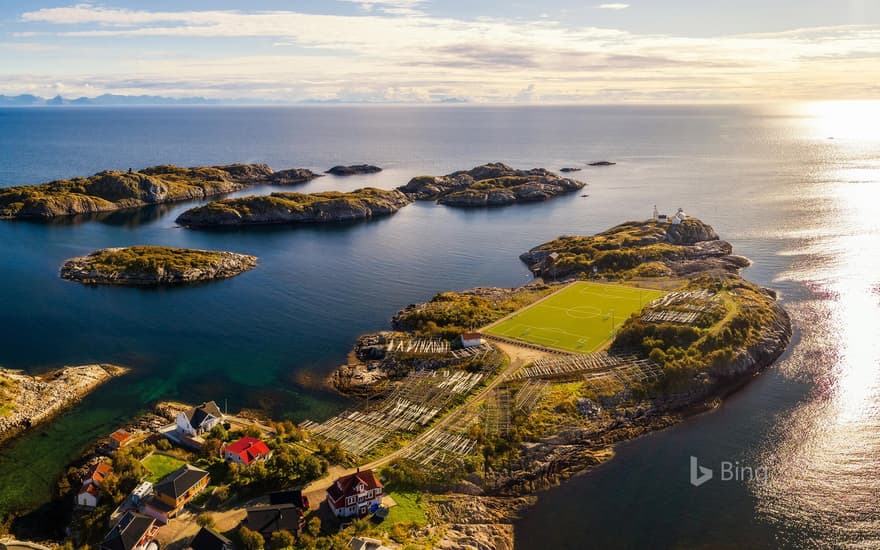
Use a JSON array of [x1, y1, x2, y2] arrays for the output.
[[398, 162, 585, 207], [176, 188, 411, 227], [0, 163, 321, 220], [0, 364, 127, 445], [60, 246, 258, 285]]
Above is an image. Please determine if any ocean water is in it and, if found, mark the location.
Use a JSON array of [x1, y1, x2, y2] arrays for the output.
[[0, 104, 877, 547]]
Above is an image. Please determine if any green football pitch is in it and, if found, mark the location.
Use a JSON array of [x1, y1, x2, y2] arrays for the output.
[[484, 281, 666, 353]]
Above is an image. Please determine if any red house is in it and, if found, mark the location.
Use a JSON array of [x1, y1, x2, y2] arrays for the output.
[[223, 436, 272, 466], [327, 469, 383, 518]]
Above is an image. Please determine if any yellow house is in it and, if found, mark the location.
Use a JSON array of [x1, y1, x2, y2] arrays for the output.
[[144, 464, 209, 523]]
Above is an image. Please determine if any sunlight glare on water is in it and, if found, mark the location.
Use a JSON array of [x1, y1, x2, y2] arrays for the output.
[[757, 101, 880, 547]]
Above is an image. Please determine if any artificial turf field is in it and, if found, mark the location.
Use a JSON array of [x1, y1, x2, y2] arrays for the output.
[[484, 281, 666, 353]]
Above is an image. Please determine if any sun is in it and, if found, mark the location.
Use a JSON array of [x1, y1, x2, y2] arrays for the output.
[[798, 100, 880, 141]]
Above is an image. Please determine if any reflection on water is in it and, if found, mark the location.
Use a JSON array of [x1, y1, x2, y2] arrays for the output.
[[755, 105, 880, 547]]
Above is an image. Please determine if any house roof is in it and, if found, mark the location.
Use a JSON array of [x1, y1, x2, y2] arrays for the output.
[[269, 489, 303, 506], [327, 470, 382, 502], [189, 526, 232, 550], [185, 401, 223, 428], [245, 504, 302, 536], [110, 429, 132, 443], [100, 511, 155, 550], [84, 461, 113, 486], [154, 464, 209, 499], [225, 436, 271, 465], [461, 332, 482, 340], [79, 482, 100, 498]]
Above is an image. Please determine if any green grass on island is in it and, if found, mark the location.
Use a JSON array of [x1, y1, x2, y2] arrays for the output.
[[141, 453, 186, 482], [384, 491, 428, 527], [84, 246, 241, 274], [485, 281, 666, 352]]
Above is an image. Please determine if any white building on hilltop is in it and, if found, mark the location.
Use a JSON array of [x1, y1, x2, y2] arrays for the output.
[[672, 208, 687, 225]]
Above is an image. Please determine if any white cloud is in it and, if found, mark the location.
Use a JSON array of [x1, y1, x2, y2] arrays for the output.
[[597, 4, 630, 9], [9, 4, 880, 103]]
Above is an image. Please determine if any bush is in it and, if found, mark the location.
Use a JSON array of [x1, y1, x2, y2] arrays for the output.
[[269, 530, 296, 549], [239, 526, 264, 550]]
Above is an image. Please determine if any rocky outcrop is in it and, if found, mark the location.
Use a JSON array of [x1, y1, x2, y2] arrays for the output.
[[520, 217, 735, 280], [559, 167, 582, 173], [588, 161, 616, 166], [397, 163, 585, 207], [325, 164, 382, 176], [0, 365, 126, 445], [176, 188, 411, 227], [665, 218, 720, 245], [0, 163, 321, 220], [60, 246, 257, 285]]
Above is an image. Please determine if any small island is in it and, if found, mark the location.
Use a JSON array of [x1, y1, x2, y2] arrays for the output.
[[175, 187, 411, 227], [588, 160, 616, 166], [0, 163, 321, 220], [60, 246, 258, 285], [325, 164, 383, 176], [559, 167, 582, 172], [397, 162, 585, 207]]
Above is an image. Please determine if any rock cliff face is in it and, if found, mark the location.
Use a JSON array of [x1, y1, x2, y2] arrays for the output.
[[175, 188, 412, 227], [397, 163, 585, 207], [520, 217, 735, 279], [60, 246, 257, 285], [325, 164, 382, 176], [665, 217, 720, 245], [0, 163, 321, 220]]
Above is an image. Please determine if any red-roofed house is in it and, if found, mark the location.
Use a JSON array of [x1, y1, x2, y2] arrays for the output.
[[77, 462, 113, 509], [110, 429, 133, 449], [326, 469, 383, 518], [222, 436, 272, 467]]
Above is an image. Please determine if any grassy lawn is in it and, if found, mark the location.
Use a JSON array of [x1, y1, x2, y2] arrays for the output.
[[142, 453, 187, 482], [485, 281, 666, 353], [384, 491, 427, 527]]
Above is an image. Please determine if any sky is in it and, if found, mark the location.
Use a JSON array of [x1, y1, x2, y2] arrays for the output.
[[2, 1, 880, 103]]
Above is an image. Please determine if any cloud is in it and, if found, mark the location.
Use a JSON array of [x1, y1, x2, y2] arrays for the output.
[[9, 4, 880, 103], [338, 0, 427, 15], [597, 3, 630, 9]]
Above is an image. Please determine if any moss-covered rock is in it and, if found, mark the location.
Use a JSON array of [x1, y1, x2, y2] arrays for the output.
[[397, 163, 585, 207], [520, 218, 735, 280], [0, 164, 321, 220], [60, 246, 257, 285], [175, 187, 412, 227]]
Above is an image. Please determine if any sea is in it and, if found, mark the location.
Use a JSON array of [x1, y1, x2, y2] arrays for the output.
[[0, 104, 877, 548]]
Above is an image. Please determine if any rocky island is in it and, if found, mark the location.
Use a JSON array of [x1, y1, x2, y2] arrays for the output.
[[60, 246, 258, 285], [175, 187, 411, 227], [325, 164, 383, 176], [0, 163, 321, 220], [397, 162, 585, 207], [0, 364, 126, 445], [310, 215, 790, 548]]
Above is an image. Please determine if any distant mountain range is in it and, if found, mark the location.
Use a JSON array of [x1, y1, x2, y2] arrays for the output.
[[0, 93, 471, 106], [0, 94, 220, 106]]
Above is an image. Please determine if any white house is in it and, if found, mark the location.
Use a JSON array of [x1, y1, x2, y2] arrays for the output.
[[327, 469, 384, 518], [77, 462, 112, 509], [176, 401, 223, 437], [77, 483, 100, 509], [461, 332, 485, 348], [672, 208, 687, 225]]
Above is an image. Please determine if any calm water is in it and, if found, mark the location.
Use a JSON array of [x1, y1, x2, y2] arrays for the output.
[[0, 105, 877, 547]]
